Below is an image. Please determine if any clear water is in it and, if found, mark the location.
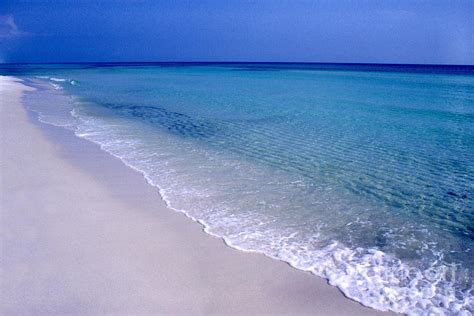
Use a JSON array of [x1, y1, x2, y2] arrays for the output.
[[3, 63, 473, 314]]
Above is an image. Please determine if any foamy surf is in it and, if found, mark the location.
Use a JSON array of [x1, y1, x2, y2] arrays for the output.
[[20, 64, 474, 315], [35, 76, 78, 88], [67, 104, 474, 315]]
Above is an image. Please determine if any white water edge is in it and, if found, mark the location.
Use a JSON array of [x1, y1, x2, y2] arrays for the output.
[[22, 77, 473, 315]]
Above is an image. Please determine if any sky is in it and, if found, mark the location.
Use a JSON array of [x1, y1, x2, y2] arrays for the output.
[[1, 0, 473, 65]]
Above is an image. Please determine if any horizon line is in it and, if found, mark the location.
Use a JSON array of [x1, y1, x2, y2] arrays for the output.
[[1, 61, 474, 67]]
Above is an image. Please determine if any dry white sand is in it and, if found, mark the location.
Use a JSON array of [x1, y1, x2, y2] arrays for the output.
[[0, 76, 388, 315]]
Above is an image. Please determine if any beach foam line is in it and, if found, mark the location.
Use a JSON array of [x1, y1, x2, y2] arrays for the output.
[[68, 108, 472, 315], [24, 76, 473, 315], [35, 76, 78, 87]]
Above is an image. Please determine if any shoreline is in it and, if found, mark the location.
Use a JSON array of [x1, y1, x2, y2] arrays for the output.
[[1, 75, 387, 315]]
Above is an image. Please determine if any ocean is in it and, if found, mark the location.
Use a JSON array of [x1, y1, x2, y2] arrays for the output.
[[2, 63, 473, 314]]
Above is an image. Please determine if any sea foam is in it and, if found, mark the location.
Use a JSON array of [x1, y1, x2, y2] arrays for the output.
[[24, 68, 474, 315], [65, 103, 473, 315]]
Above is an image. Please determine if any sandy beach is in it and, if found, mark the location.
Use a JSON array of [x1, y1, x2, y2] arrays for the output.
[[0, 75, 387, 315]]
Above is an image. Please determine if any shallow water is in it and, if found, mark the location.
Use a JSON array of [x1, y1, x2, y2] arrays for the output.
[[3, 63, 473, 314]]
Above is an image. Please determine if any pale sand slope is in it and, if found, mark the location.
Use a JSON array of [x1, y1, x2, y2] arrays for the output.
[[0, 76, 388, 315]]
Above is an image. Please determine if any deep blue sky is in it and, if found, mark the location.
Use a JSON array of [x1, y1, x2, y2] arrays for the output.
[[1, 0, 473, 64]]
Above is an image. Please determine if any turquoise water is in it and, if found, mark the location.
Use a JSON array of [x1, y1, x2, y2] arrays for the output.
[[3, 63, 473, 314]]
